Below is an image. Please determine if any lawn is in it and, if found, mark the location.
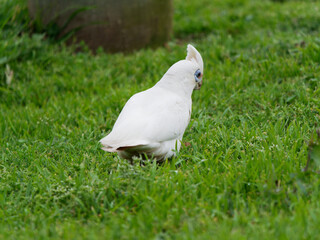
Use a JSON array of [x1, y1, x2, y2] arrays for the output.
[[1, 0, 320, 239]]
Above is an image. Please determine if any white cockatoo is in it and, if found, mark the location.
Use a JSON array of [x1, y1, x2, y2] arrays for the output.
[[100, 44, 204, 162]]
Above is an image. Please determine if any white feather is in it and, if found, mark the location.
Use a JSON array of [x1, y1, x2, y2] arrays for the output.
[[100, 44, 204, 161]]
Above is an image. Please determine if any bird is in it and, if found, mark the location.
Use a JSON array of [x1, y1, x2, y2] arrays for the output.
[[100, 44, 204, 162]]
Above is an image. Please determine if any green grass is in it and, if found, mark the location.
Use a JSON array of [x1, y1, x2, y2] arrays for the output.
[[1, 0, 320, 239]]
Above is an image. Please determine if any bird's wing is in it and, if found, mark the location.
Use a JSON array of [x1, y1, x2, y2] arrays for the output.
[[100, 87, 191, 150]]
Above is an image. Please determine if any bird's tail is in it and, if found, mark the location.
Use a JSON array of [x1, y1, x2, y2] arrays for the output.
[[100, 144, 118, 152]]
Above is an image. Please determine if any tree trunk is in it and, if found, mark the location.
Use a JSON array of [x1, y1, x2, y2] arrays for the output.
[[28, 0, 173, 53]]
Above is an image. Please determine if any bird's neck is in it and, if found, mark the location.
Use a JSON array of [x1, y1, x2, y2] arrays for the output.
[[155, 75, 195, 99]]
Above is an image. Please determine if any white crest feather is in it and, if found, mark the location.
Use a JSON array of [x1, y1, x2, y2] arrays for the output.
[[186, 44, 204, 74]]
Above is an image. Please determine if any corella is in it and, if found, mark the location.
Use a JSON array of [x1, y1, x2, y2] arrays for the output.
[[100, 44, 204, 162]]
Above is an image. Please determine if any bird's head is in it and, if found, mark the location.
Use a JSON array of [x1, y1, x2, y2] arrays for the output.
[[160, 44, 204, 95], [185, 44, 204, 90]]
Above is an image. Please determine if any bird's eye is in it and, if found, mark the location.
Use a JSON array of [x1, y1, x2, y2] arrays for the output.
[[195, 69, 201, 78], [194, 69, 202, 82]]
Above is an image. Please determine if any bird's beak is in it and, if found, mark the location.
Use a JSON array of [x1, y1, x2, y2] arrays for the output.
[[194, 80, 202, 90]]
